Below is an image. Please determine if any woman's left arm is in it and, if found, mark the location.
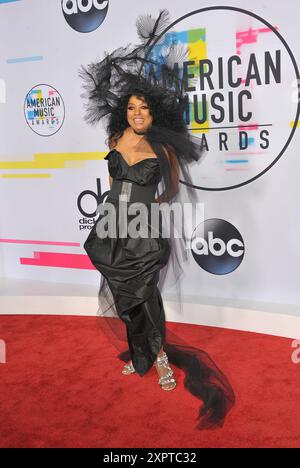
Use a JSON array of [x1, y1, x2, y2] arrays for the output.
[[155, 145, 180, 204]]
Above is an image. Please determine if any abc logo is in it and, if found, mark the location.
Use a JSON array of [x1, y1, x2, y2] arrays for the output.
[[62, 0, 109, 33], [191, 218, 245, 275]]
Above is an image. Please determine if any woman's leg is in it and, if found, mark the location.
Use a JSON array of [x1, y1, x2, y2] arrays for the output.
[[122, 286, 165, 375], [122, 287, 176, 390]]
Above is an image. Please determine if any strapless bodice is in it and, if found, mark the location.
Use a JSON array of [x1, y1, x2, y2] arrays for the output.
[[104, 149, 161, 186]]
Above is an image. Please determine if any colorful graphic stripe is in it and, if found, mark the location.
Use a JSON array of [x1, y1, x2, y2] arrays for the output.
[[290, 121, 300, 128], [0, 151, 106, 170], [225, 160, 249, 164], [0, 174, 51, 178], [150, 27, 207, 132], [236, 26, 278, 55], [0, 238, 80, 246], [6, 56, 43, 64], [20, 252, 94, 270]]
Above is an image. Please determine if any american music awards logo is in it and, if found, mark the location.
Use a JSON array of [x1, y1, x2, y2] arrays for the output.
[[24, 84, 65, 136], [148, 6, 300, 191]]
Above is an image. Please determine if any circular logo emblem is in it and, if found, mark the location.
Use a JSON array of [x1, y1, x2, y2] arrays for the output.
[[149, 6, 300, 190], [24, 84, 65, 136], [62, 0, 109, 33], [191, 218, 245, 274]]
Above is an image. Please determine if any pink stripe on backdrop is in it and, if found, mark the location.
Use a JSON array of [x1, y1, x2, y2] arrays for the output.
[[225, 168, 248, 171], [20, 252, 95, 270], [238, 125, 259, 130], [227, 151, 268, 156], [0, 238, 80, 246]]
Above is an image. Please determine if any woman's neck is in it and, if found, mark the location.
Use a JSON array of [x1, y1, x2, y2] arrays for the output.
[[125, 127, 147, 143]]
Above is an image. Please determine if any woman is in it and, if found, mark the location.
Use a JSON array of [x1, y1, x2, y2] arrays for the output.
[[85, 92, 179, 390], [80, 9, 235, 428]]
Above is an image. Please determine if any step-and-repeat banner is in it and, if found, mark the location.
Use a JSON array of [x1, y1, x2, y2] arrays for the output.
[[0, 0, 299, 333]]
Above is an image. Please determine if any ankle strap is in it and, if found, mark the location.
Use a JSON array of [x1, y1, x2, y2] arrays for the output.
[[156, 352, 168, 364]]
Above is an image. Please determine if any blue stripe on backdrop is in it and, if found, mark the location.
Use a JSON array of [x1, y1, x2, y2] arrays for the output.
[[6, 56, 43, 64], [0, 0, 21, 4]]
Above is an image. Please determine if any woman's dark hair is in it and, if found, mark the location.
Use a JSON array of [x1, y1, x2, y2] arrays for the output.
[[106, 87, 186, 148]]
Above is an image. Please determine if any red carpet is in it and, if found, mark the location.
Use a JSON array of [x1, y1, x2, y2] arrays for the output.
[[0, 315, 299, 448]]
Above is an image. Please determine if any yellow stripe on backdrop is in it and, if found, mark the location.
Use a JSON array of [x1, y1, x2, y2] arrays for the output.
[[0, 174, 52, 178], [0, 152, 107, 170]]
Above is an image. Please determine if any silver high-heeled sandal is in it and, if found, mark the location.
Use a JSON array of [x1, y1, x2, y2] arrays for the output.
[[155, 351, 176, 391], [122, 360, 158, 375], [122, 361, 136, 375]]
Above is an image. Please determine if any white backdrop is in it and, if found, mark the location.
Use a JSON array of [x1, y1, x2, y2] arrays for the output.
[[0, 0, 300, 338]]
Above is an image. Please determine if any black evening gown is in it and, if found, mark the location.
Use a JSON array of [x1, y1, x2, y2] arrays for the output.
[[84, 148, 235, 429], [84, 149, 169, 375]]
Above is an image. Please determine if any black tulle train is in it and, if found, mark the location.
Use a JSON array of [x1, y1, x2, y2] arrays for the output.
[[98, 315, 235, 431]]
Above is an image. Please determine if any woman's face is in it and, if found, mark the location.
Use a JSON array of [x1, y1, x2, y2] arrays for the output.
[[126, 95, 153, 133]]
